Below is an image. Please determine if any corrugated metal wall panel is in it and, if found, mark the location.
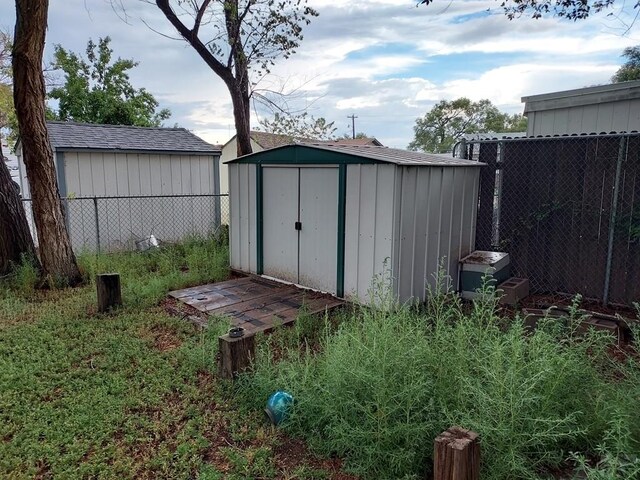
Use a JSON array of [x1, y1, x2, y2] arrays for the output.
[[529, 100, 640, 137], [344, 164, 395, 301], [64, 152, 218, 197], [229, 163, 257, 272], [62, 152, 219, 251], [262, 167, 299, 284], [395, 166, 479, 303], [299, 168, 339, 294]]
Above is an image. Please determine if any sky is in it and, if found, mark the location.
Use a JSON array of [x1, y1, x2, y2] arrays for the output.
[[2, 0, 639, 148]]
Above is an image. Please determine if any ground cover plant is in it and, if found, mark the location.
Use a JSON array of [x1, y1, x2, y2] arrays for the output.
[[0, 237, 353, 479], [241, 276, 640, 479]]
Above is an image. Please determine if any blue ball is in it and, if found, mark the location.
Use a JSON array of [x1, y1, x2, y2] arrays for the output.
[[265, 391, 294, 425]]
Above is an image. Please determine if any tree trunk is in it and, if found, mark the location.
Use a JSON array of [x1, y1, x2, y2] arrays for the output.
[[12, 0, 81, 285], [0, 141, 41, 275], [231, 83, 252, 157]]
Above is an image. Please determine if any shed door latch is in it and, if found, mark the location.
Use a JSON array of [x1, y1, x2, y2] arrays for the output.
[[295, 221, 302, 231]]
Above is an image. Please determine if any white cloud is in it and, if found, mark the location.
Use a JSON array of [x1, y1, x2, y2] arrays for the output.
[[0, 0, 637, 148]]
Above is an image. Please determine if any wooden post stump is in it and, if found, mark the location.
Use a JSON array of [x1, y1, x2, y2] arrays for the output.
[[96, 273, 122, 313], [433, 427, 480, 480], [218, 333, 255, 380]]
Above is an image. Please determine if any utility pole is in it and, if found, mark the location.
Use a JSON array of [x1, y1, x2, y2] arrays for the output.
[[347, 114, 358, 139]]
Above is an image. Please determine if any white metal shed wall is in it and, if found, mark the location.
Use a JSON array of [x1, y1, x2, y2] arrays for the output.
[[394, 166, 480, 302], [527, 100, 640, 136], [344, 164, 397, 301], [63, 151, 217, 196], [229, 163, 257, 273], [61, 151, 219, 251]]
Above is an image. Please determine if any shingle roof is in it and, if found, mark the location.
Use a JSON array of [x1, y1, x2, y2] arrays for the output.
[[46, 121, 220, 154], [247, 131, 384, 150], [327, 137, 383, 146], [249, 131, 297, 149]]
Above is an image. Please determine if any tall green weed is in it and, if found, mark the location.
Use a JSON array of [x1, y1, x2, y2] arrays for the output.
[[240, 273, 639, 479]]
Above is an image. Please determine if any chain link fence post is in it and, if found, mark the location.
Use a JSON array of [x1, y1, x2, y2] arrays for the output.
[[93, 196, 101, 253]]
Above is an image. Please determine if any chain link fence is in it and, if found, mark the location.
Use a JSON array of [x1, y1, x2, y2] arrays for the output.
[[461, 133, 640, 305], [22, 194, 229, 253]]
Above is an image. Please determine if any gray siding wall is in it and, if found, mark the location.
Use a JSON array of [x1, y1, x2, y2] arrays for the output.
[[527, 99, 640, 136], [63, 151, 218, 196], [229, 163, 257, 273], [344, 164, 396, 302], [62, 151, 220, 251], [394, 166, 479, 303]]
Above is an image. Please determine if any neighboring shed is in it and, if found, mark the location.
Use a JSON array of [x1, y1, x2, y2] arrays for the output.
[[227, 143, 482, 303], [522, 80, 640, 136], [17, 121, 221, 251]]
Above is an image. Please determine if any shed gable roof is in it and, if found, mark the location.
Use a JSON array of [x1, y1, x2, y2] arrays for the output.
[[45, 121, 220, 154], [226, 143, 482, 167]]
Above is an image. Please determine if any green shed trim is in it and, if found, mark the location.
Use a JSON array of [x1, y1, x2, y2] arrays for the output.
[[336, 164, 347, 297], [253, 161, 347, 297], [256, 165, 264, 274], [227, 145, 381, 165]]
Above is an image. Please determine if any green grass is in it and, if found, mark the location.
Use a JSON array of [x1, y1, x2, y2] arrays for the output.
[[3, 243, 638, 479], [240, 276, 640, 480], [0, 237, 346, 479]]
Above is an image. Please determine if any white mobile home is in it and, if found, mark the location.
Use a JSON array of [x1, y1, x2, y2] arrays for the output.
[[522, 80, 640, 136], [227, 143, 483, 303]]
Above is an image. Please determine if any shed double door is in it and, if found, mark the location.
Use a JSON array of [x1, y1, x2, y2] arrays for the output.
[[262, 166, 338, 294]]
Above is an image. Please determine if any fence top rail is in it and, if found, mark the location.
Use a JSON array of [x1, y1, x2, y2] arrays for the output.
[[21, 193, 229, 201], [464, 131, 640, 144]]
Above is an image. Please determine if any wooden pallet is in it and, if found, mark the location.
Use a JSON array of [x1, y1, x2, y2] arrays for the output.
[[169, 276, 344, 334]]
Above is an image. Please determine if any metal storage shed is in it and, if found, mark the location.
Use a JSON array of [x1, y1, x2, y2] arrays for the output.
[[17, 121, 221, 251], [227, 143, 483, 303]]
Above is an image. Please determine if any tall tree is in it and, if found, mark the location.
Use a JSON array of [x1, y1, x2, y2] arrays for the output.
[[419, 0, 633, 20], [149, 0, 318, 156], [258, 112, 337, 140], [0, 29, 40, 276], [612, 46, 640, 82], [0, 144, 40, 275], [408, 98, 527, 153], [49, 37, 171, 126], [13, 0, 81, 285]]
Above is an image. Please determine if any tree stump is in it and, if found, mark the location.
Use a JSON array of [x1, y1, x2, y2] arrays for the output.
[[96, 273, 122, 313], [433, 427, 480, 480], [218, 333, 255, 380]]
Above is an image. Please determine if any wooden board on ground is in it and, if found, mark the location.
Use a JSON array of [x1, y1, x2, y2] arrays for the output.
[[169, 275, 345, 334]]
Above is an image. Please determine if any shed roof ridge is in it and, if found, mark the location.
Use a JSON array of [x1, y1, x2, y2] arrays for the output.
[[45, 120, 187, 132]]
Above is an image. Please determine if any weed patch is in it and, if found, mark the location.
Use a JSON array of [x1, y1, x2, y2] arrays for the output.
[[240, 278, 640, 479]]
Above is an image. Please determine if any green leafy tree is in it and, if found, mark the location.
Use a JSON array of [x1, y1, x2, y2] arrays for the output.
[[419, 0, 632, 20], [48, 37, 171, 126], [408, 98, 527, 153], [145, 0, 318, 157], [258, 112, 336, 140], [0, 30, 17, 141], [612, 46, 640, 83]]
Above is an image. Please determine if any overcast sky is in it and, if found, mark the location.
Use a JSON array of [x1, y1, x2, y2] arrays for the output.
[[2, 0, 639, 148]]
